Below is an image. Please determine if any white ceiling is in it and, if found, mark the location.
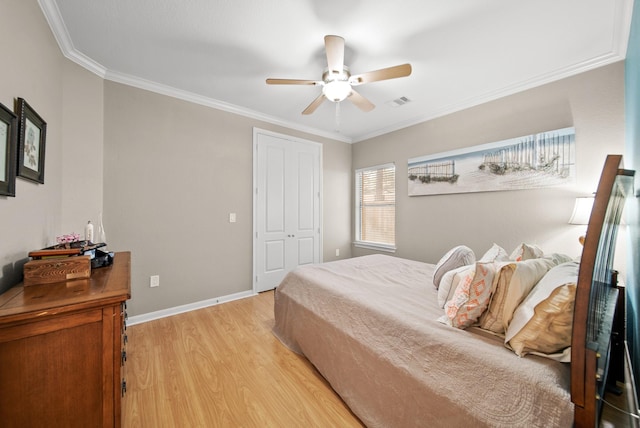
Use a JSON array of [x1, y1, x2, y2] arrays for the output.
[[40, 0, 633, 143]]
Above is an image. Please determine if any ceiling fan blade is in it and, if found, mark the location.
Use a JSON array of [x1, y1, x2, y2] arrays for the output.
[[350, 63, 412, 85], [302, 93, 326, 115], [348, 89, 375, 112], [266, 78, 320, 85], [324, 35, 345, 74]]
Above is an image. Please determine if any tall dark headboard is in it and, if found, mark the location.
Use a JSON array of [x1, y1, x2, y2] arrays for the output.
[[571, 154, 635, 426]]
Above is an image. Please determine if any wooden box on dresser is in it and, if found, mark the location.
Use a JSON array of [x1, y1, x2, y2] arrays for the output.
[[0, 251, 131, 428]]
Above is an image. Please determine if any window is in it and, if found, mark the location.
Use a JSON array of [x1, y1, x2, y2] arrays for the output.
[[355, 163, 396, 251]]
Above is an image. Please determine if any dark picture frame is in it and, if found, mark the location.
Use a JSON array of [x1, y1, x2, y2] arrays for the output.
[[16, 98, 46, 184], [0, 102, 18, 196]]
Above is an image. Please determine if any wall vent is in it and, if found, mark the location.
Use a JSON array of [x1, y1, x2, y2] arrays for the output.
[[386, 96, 411, 107]]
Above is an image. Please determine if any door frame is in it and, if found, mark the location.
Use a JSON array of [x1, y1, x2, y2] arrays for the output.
[[252, 127, 323, 293]]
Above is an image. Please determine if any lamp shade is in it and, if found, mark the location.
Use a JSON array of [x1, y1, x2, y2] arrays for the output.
[[568, 196, 594, 225]]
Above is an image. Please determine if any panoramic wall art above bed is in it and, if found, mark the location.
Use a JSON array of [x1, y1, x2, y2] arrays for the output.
[[408, 127, 575, 196]]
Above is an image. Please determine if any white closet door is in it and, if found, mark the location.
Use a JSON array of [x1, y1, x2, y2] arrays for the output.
[[254, 130, 321, 292]]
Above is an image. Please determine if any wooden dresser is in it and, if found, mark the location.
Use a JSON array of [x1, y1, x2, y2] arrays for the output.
[[0, 251, 131, 428]]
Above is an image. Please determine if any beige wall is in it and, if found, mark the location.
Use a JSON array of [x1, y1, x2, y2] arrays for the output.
[[0, 0, 104, 293], [353, 62, 625, 266], [0, 0, 350, 314], [61, 61, 104, 234], [0, 0, 626, 319], [103, 82, 352, 316]]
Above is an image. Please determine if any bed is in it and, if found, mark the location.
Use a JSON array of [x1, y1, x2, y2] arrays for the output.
[[273, 155, 634, 427]]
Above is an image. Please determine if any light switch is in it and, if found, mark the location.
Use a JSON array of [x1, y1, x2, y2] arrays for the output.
[[150, 275, 160, 288], [229, 213, 237, 223]]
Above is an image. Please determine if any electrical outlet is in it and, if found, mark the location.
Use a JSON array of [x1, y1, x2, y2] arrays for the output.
[[229, 213, 236, 223], [335, 248, 340, 257], [150, 275, 160, 288]]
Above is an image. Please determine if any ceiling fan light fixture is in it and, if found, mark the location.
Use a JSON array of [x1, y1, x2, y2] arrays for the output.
[[266, 35, 411, 114], [322, 80, 351, 102]]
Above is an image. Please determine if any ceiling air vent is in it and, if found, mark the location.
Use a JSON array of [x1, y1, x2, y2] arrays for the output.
[[386, 96, 411, 107]]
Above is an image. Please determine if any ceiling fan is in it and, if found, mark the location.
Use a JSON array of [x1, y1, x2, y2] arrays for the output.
[[266, 35, 412, 115]]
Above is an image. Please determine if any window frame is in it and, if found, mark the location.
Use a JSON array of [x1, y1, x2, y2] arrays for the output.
[[354, 162, 396, 252]]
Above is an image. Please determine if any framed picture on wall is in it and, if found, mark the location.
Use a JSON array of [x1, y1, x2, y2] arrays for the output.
[[407, 127, 576, 196], [16, 98, 47, 184], [0, 102, 18, 196]]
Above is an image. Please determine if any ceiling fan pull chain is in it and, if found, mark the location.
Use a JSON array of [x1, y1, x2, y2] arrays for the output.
[[335, 102, 341, 130]]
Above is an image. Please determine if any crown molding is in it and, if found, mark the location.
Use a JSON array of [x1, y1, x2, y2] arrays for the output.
[[37, 0, 351, 144], [103, 69, 352, 143], [353, 49, 627, 143], [38, 0, 107, 77], [39, 0, 631, 145], [352, 0, 633, 143]]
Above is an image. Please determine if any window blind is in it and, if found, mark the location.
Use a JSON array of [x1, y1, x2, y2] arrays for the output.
[[355, 164, 395, 247]]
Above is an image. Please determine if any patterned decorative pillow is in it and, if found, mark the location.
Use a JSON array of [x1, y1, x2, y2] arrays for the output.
[[504, 261, 579, 361], [432, 245, 475, 289], [440, 262, 496, 329], [478, 262, 516, 333], [437, 264, 472, 308], [479, 243, 510, 263], [509, 243, 544, 261], [480, 258, 557, 334]]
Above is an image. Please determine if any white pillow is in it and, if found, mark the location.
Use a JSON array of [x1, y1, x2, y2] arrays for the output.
[[509, 243, 544, 261], [433, 245, 475, 289], [504, 261, 580, 361], [437, 264, 472, 308], [543, 253, 574, 265], [500, 258, 558, 330], [479, 243, 510, 263]]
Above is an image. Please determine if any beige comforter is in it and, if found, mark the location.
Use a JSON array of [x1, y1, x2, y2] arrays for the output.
[[273, 254, 573, 428]]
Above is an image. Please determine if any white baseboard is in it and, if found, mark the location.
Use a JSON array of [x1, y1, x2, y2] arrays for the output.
[[127, 290, 257, 326]]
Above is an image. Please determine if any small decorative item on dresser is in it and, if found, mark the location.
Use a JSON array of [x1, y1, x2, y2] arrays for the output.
[[28, 248, 83, 259], [98, 212, 107, 249], [85, 220, 94, 242], [55, 232, 81, 247], [91, 249, 114, 269], [23, 255, 91, 286]]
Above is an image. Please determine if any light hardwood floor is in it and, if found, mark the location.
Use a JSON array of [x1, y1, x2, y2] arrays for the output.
[[122, 290, 364, 427], [123, 289, 633, 427]]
